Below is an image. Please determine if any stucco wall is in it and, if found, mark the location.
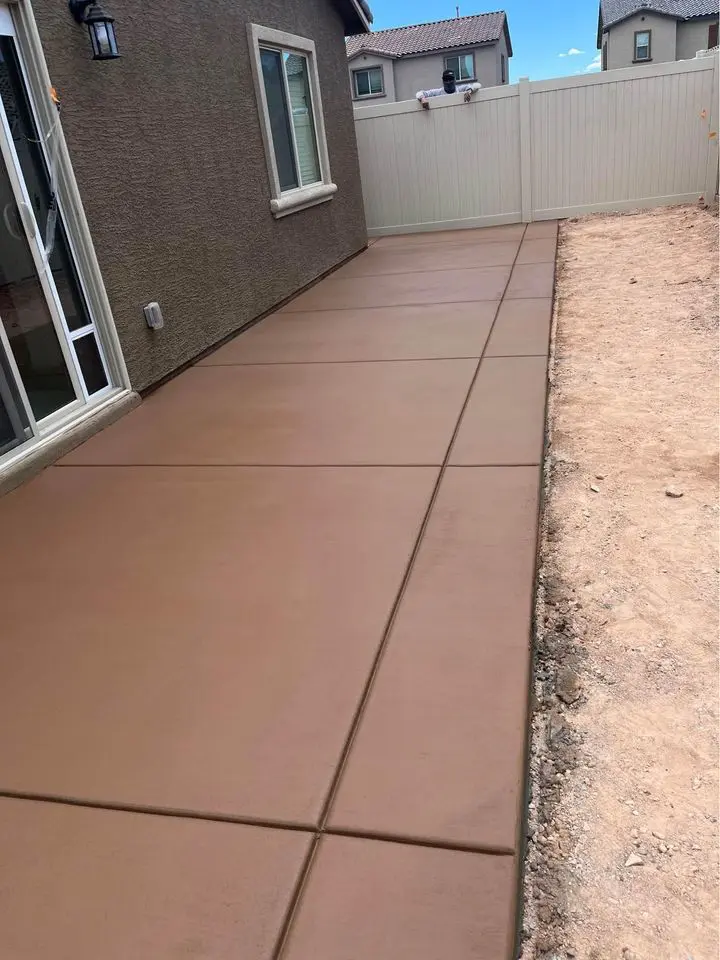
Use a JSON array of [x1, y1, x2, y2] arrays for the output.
[[495, 31, 511, 84], [676, 17, 719, 60], [348, 52, 395, 102], [394, 44, 501, 102], [605, 12, 677, 69], [31, 0, 368, 392]]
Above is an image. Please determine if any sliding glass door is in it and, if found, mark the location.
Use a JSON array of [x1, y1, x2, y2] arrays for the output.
[[0, 6, 113, 459]]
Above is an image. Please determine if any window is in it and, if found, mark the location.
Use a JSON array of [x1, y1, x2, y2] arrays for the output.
[[501, 53, 506, 83], [248, 24, 336, 218], [444, 53, 474, 81], [602, 40, 608, 70], [353, 66, 384, 98], [709, 22, 719, 49], [634, 30, 651, 61]]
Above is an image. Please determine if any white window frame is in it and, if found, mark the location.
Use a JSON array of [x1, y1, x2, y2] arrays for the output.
[[352, 65, 384, 99], [634, 29, 651, 62], [248, 24, 336, 219], [443, 52, 476, 82]]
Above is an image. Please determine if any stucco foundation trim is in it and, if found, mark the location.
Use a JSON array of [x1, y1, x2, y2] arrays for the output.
[[0, 390, 140, 496]]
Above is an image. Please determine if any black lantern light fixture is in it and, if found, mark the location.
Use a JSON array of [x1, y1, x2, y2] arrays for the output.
[[68, 0, 119, 60]]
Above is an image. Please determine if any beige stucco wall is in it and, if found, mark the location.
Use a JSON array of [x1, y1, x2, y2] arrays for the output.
[[348, 52, 395, 103], [676, 17, 719, 60], [393, 44, 501, 102], [605, 12, 677, 69]]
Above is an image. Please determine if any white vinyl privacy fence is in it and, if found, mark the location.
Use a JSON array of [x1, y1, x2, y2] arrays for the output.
[[353, 56, 719, 235]]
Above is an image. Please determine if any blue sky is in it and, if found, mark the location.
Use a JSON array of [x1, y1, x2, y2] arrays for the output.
[[369, 0, 603, 80]]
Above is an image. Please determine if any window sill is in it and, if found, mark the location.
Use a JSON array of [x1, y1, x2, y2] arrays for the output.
[[353, 92, 386, 101], [632, 57, 652, 63], [271, 182, 337, 219]]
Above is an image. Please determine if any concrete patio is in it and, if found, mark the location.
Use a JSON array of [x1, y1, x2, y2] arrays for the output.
[[0, 220, 556, 959]]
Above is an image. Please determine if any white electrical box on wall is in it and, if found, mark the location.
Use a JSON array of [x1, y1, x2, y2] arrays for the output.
[[143, 302, 164, 330]]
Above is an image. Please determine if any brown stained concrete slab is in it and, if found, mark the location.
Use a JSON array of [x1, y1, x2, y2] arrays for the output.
[[524, 220, 559, 240], [516, 237, 558, 264], [485, 298, 553, 357], [60, 361, 476, 466], [331, 241, 521, 278], [282, 835, 516, 960], [450, 356, 549, 465], [0, 798, 311, 960], [0, 465, 436, 823], [373, 223, 526, 247], [280, 266, 512, 312], [1, 220, 558, 958], [200, 302, 499, 365], [506, 261, 556, 299], [327, 467, 540, 852]]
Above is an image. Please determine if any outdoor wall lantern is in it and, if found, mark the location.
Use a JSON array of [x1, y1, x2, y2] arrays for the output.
[[68, 0, 119, 60]]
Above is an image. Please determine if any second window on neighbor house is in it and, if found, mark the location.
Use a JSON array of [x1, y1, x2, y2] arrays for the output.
[[443, 52, 474, 81], [634, 30, 651, 61], [353, 66, 383, 97]]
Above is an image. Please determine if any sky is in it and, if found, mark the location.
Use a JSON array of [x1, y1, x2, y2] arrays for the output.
[[368, 0, 603, 81]]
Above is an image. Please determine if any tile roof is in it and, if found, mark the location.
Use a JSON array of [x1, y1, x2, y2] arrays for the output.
[[346, 11, 511, 60], [599, 0, 718, 31]]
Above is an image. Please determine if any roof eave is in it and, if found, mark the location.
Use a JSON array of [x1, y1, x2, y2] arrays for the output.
[[502, 14, 513, 57], [335, 0, 372, 36], [347, 47, 398, 61], [602, 7, 682, 33], [681, 11, 720, 19]]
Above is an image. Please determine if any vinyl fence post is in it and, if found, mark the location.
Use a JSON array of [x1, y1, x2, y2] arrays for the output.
[[518, 76, 533, 222], [702, 54, 719, 206]]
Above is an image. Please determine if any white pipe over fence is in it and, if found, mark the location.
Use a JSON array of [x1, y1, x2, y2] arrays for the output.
[[353, 55, 719, 235]]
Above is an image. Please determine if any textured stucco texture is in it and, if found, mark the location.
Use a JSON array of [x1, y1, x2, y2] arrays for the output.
[[32, 0, 368, 391]]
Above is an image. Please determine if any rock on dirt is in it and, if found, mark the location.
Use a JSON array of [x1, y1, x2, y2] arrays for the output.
[[556, 668, 582, 705]]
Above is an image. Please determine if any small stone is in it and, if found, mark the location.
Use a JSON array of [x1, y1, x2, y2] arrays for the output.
[[595, 473, 606, 480], [651, 830, 665, 840], [658, 843, 667, 853], [625, 853, 644, 867], [590, 484, 600, 493], [629, 277, 637, 284], [630, 828, 639, 838], [665, 487, 683, 498], [556, 667, 581, 704]]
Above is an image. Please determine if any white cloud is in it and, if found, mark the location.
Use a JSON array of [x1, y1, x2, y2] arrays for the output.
[[558, 47, 584, 57], [584, 53, 602, 71]]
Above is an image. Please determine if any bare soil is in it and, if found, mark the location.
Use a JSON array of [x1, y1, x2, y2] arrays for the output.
[[521, 205, 719, 960]]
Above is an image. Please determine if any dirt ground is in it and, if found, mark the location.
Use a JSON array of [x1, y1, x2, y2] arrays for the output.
[[520, 205, 719, 960]]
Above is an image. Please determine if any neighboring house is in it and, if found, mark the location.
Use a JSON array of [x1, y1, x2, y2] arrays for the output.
[[346, 12, 512, 105], [0, 0, 371, 483], [598, 0, 719, 69]]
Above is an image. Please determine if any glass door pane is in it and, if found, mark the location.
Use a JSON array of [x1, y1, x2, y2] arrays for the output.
[[0, 334, 30, 454], [0, 155, 76, 419], [0, 35, 92, 333]]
